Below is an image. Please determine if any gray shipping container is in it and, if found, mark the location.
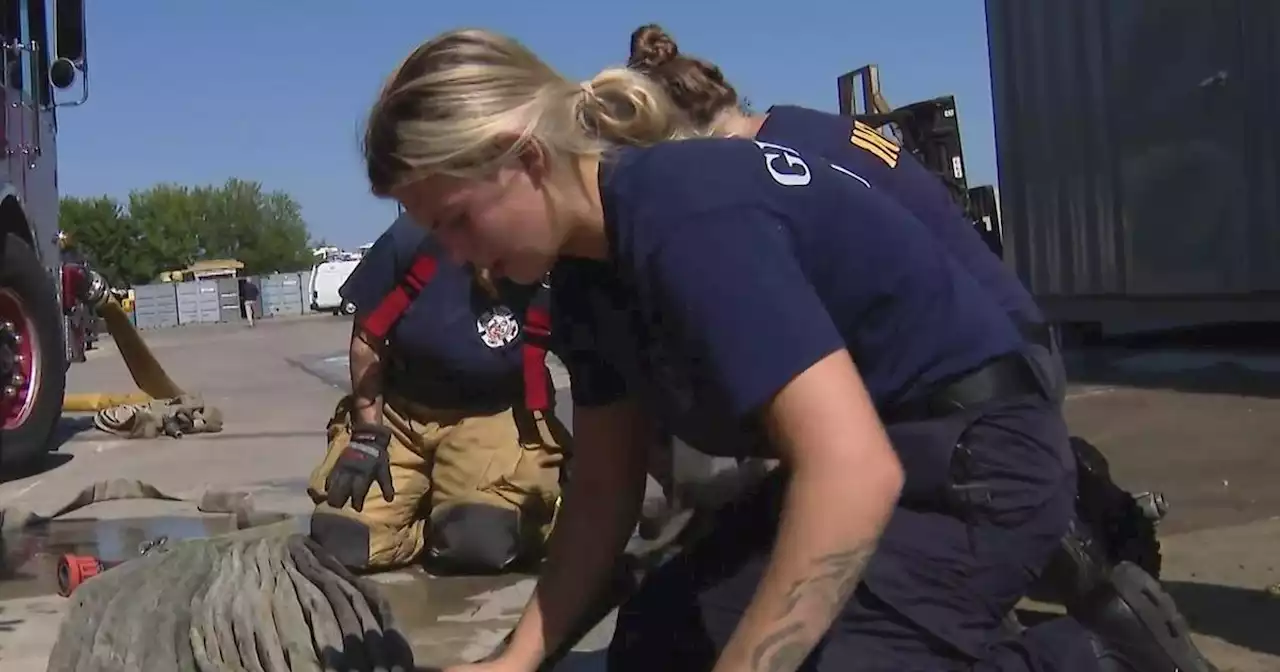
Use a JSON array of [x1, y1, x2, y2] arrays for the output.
[[132, 283, 180, 330], [262, 273, 304, 317], [985, 0, 1280, 326], [217, 277, 243, 323], [196, 280, 221, 323], [175, 281, 202, 325], [299, 270, 313, 311]]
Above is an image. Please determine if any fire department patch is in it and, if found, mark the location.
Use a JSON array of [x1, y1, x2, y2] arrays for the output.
[[477, 306, 520, 348]]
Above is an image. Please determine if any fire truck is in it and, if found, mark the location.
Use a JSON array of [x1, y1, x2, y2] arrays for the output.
[[0, 0, 91, 468]]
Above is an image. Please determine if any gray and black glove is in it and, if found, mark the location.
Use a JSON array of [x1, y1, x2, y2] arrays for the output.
[[324, 424, 395, 512]]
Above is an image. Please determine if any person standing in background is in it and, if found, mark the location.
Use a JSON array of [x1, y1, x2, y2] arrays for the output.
[[241, 278, 260, 328]]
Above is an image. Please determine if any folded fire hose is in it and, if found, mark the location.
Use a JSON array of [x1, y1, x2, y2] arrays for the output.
[[89, 394, 224, 439], [0, 479, 413, 672], [48, 530, 413, 672]]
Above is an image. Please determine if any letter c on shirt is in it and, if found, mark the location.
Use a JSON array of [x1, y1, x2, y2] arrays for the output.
[[755, 140, 812, 187]]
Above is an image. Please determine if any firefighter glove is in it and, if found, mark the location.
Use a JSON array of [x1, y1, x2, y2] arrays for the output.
[[325, 424, 395, 512]]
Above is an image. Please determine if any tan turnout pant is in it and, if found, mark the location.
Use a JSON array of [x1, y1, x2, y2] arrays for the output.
[[307, 394, 567, 572]]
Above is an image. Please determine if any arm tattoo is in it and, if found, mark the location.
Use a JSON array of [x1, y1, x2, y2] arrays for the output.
[[748, 543, 877, 672]]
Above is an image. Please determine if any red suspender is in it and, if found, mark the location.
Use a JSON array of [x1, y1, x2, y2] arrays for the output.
[[359, 252, 553, 411], [357, 254, 439, 342], [521, 306, 553, 411]]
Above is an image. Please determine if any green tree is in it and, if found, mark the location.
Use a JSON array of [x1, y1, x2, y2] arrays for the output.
[[58, 195, 152, 286], [197, 179, 314, 275], [59, 179, 317, 286]]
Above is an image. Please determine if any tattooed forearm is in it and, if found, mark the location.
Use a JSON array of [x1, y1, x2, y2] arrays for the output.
[[748, 543, 877, 672]]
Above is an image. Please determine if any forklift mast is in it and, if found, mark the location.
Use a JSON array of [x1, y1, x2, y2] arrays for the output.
[[837, 65, 1004, 258]]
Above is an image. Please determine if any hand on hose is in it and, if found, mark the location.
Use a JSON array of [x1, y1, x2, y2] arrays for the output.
[[324, 424, 395, 512]]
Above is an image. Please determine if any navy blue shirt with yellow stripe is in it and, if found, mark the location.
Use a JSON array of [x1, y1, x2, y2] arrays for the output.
[[758, 104, 1043, 326], [552, 138, 1024, 458]]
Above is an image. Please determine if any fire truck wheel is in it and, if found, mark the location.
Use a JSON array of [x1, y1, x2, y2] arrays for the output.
[[0, 232, 65, 469]]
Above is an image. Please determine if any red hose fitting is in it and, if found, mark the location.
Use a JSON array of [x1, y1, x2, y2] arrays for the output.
[[56, 553, 118, 597]]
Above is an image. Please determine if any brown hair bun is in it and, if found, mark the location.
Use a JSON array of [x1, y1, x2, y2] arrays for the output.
[[628, 24, 679, 71]]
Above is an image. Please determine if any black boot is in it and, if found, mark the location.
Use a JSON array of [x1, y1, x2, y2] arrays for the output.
[[1078, 562, 1217, 672], [1034, 437, 1166, 606], [1070, 437, 1165, 578]]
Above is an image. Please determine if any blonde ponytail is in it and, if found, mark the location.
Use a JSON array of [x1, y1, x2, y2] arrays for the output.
[[364, 29, 699, 197], [575, 67, 697, 147]]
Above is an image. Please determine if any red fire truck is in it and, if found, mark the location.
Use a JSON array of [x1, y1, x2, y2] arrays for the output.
[[0, 0, 91, 468]]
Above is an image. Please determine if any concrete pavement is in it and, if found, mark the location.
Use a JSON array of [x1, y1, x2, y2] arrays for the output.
[[0, 313, 1278, 670]]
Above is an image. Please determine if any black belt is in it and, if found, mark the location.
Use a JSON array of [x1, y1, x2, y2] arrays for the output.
[[882, 352, 1043, 425]]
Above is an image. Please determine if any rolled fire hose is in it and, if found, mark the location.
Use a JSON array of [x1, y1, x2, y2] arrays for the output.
[[48, 530, 414, 672], [63, 296, 185, 412], [0, 478, 412, 672]]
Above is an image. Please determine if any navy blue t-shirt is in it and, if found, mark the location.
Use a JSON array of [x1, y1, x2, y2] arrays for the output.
[[552, 138, 1024, 458], [342, 214, 551, 408], [759, 105, 1043, 326]]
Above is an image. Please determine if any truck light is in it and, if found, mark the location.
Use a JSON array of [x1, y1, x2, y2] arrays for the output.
[[61, 263, 87, 312]]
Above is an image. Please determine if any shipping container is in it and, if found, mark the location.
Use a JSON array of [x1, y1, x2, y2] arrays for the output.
[[261, 273, 304, 317], [175, 280, 221, 324], [298, 270, 313, 310], [175, 281, 202, 325], [196, 280, 221, 323], [132, 283, 180, 330], [216, 277, 243, 323], [985, 0, 1280, 329]]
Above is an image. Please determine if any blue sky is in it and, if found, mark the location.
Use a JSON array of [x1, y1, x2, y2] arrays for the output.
[[55, 1, 997, 250]]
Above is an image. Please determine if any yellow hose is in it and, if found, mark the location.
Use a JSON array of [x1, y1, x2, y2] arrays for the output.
[[62, 296, 186, 412], [63, 392, 154, 412]]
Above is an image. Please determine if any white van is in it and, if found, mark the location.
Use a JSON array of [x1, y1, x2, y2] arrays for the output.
[[309, 257, 362, 314]]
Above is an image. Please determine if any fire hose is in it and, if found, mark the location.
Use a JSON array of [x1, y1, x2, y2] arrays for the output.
[[0, 477, 412, 672], [59, 268, 222, 438], [49, 530, 414, 672]]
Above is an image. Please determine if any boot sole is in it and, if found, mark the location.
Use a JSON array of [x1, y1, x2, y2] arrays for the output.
[[1110, 562, 1218, 672]]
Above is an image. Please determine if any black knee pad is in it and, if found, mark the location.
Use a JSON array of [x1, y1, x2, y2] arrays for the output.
[[428, 503, 522, 573], [309, 512, 373, 571], [1078, 562, 1217, 672]]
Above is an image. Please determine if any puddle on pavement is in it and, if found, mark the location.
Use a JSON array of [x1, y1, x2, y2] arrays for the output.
[[0, 514, 305, 601], [368, 568, 539, 666]]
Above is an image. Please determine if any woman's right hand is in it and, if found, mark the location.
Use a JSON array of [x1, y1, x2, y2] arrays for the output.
[[459, 401, 651, 669]]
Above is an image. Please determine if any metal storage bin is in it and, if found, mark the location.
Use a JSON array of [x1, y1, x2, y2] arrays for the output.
[[132, 283, 179, 330], [216, 277, 243, 323], [196, 280, 220, 323], [175, 281, 202, 325], [261, 273, 303, 317], [298, 270, 313, 311]]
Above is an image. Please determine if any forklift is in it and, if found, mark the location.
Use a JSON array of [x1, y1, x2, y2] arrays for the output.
[[837, 65, 1004, 259]]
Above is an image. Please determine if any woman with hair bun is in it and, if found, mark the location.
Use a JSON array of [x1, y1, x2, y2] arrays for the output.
[[363, 28, 1212, 672], [624, 24, 1214, 672], [626, 23, 1065, 398]]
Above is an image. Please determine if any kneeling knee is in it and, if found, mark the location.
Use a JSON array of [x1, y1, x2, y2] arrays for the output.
[[309, 511, 374, 571], [429, 503, 524, 573]]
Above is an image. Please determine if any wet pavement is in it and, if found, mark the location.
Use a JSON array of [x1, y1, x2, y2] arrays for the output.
[[0, 314, 1278, 670], [0, 516, 238, 601]]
